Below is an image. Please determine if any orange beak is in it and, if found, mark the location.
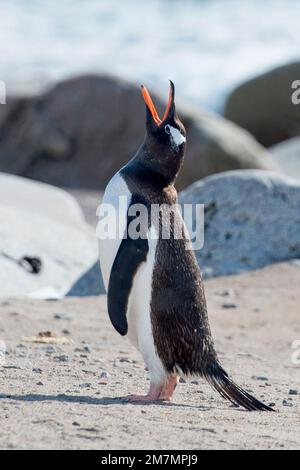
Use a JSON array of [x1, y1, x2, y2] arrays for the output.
[[141, 81, 174, 126]]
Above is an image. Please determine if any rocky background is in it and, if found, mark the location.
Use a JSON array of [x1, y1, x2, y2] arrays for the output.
[[0, 62, 300, 297], [0, 61, 300, 450]]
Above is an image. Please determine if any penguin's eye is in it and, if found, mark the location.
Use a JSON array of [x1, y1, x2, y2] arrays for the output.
[[164, 125, 171, 135]]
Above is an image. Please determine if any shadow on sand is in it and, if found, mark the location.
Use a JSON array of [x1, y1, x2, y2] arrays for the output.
[[0, 393, 213, 410]]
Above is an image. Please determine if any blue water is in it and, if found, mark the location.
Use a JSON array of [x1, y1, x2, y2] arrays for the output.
[[0, 0, 299, 110]]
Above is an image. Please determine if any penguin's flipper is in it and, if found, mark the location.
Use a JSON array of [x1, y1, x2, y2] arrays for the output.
[[107, 197, 149, 336]]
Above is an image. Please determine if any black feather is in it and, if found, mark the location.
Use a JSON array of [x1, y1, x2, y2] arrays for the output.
[[204, 361, 275, 412]]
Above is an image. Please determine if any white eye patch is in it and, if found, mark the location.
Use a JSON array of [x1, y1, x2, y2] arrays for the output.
[[165, 125, 186, 148]]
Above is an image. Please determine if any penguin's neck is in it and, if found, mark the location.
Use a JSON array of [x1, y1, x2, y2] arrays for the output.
[[127, 142, 183, 189]]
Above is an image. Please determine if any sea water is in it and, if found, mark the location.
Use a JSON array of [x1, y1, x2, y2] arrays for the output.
[[0, 0, 299, 111]]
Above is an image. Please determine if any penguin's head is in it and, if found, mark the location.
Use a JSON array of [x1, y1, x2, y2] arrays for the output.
[[141, 81, 186, 184]]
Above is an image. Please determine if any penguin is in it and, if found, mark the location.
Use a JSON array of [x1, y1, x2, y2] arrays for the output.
[[98, 81, 274, 411]]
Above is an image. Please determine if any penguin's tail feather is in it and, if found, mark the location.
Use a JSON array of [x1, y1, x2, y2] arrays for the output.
[[203, 361, 275, 412]]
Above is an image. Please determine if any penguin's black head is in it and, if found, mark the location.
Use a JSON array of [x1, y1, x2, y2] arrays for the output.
[[140, 81, 186, 185]]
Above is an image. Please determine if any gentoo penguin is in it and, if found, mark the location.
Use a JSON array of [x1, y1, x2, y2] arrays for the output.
[[98, 81, 273, 411]]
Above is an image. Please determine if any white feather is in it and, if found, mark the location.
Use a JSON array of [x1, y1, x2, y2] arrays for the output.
[[127, 225, 166, 385], [169, 125, 186, 147]]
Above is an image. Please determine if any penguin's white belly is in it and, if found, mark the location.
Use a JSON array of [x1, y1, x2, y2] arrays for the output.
[[126, 228, 166, 384]]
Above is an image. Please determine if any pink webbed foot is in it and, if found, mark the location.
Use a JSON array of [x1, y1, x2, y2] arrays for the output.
[[159, 375, 179, 402], [123, 384, 163, 403]]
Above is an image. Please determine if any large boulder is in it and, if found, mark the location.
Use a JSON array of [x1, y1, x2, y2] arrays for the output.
[[0, 95, 70, 175], [67, 262, 104, 297], [0, 174, 98, 298], [180, 170, 300, 278], [224, 62, 300, 147], [270, 137, 300, 180], [0, 173, 86, 227], [178, 109, 277, 189], [0, 75, 276, 191]]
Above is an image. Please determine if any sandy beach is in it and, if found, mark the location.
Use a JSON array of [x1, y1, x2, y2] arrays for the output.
[[0, 261, 299, 450]]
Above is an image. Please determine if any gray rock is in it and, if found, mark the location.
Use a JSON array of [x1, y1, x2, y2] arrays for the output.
[[100, 371, 109, 379], [54, 355, 69, 363], [222, 303, 237, 309], [218, 289, 235, 297], [0, 75, 276, 192], [0, 95, 70, 174], [0, 173, 85, 228], [79, 383, 91, 389], [178, 108, 277, 189], [289, 259, 300, 267], [224, 62, 300, 147], [54, 313, 72, 321], [0, 174, 98, 298], [180, 170, 300, 278], [270, 137, 300, 180], [67, 262, 104, 297]]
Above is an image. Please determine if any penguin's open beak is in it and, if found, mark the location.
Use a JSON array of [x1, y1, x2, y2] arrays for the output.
[[141, 81, 175, 126]]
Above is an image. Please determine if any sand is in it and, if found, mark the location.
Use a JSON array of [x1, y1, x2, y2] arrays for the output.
[[0, 261, 299, 450]]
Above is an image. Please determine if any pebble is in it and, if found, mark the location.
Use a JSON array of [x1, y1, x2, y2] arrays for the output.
[[40, 345, 56, 354], [54, 313, 72, 321], [222, 303, 237, 309], [79, 383, 91, 388], [99, 371, 109, 384], [200, 428, 216, 434], [3, 365, 21, 370], [54, 355, 69, 362], [218, 289, 235, 297], [238, 352, 255, 358], [119, 357, 132, 363], [253, 376, 269, 381]]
